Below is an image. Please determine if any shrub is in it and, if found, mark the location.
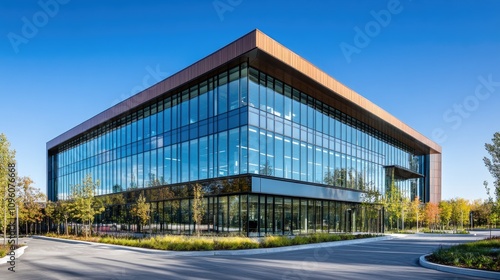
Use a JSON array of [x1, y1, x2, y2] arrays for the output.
[[290, 235, 308, 245], [214, 237, 259, 250], [0, 245, 8, 258], [427, 236, 500, 271], [261, 236, 292, 248], [44, 232, 378, 251]]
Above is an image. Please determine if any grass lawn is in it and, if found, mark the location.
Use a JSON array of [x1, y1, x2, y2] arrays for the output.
[[0, 245, 8, 258], [0, 244, 22, 258], [426, 236, 500, 271], [44, 232, 379, 251]]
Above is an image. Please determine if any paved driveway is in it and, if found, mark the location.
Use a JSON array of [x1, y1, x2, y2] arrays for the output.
[[6, 231, 498, 279]]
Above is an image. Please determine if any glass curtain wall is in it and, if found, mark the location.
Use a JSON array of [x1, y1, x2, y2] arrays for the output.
[[49, 62, 425, 204], [50, 64, 250, 200], [246, 67, 423, 200], [96, 190, 383, 236]]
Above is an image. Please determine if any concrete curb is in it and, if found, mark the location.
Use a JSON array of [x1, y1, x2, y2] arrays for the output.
[[34, 234, 397, 256], [0, 246, 28, 266], [419, 254, 500, 279], [415, 233, 478, 237]]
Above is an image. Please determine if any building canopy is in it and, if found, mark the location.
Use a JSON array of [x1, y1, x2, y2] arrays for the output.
[[384, 165, 423, 180]]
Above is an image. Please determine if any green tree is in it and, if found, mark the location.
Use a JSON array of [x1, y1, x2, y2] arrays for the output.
[[384, 171, 405, 231], [0, 133, 16, 245], [439, 200, 452, 229], [70, 174, 105, 238], [361, 188, 383, 232], [408, 196, 422, 232], [450, 198, 471, 229], [470, 197, 492, 228], [44, 200, 56, 233], [484, 181, 498, 230], [192, 183, 205, 237], [57, 200, 72, 235], [484, 132, 500, 204], [484, 132, 500, 227], [17, 176, 46, 235], [400, 195, 410, 231], [44, 199, 72, 235], [130, 192, 150, 233]]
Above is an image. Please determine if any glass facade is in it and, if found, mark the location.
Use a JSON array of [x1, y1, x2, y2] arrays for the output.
[[97, 185, 382, 235], [48, 62, 428, 235]]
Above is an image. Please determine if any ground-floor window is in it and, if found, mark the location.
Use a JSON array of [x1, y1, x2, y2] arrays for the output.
[[96, 193, 384, 236]]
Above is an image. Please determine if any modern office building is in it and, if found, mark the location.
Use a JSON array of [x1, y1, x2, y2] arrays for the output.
[[47, 30, 441, 235]]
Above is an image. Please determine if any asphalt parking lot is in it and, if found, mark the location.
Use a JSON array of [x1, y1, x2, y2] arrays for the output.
[[6, 231, 498, 280]]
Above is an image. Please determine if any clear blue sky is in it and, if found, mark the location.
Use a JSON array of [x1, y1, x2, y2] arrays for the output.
[[1, 0, 499, 201]]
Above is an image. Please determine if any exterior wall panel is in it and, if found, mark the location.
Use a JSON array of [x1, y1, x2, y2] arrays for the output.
[[429, 153, 442, 203]]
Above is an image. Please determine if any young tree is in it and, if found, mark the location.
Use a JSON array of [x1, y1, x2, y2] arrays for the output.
[[45, 200, 72, 235], [450, 198, 471, 229], [384, 173, 405, 231], [439, 200, 452, 229], [400, 196, 410, 231], [192, 183, 205, 237], [484, 132, 500, 204], [70, 174, 105, 238], [0, 133, 16, 244], [361, 188, 384, 232], [424, 202, 440, 230], [17, 176, 46, 234], [484, 181, 499, 229], [408, 196, 422, 232], [130, 192, 150, 234], [45, 200, 55, 233], [59, 200, 72, 235]]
